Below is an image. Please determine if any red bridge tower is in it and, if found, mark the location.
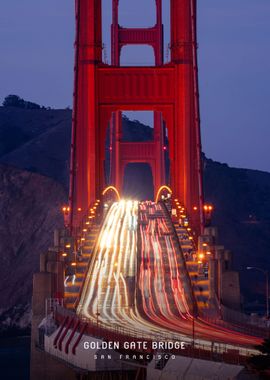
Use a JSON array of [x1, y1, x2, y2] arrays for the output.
[[69, 0, 204, 234]]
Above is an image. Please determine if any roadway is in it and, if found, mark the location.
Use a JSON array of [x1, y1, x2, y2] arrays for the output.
[[77, 200, 261, 353]]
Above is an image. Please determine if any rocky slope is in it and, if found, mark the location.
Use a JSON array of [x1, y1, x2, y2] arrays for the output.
[[0, 164, 66, 334]]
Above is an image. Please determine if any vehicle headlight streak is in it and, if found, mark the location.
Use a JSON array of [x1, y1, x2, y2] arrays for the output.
[[77, 200, 262, 354]]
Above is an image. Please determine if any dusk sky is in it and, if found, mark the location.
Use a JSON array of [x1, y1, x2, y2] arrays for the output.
[[0, 1, 269, 172]]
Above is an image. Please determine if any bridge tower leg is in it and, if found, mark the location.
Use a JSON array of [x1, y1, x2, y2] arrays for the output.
[[170, 0, 204, 233], [69, 0, 103, 228]]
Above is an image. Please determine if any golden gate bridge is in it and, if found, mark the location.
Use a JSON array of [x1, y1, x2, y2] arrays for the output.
[[30, 1, 268, 379]]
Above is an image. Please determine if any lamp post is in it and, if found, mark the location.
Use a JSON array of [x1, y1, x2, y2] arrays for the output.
[[247, 266, 269, 319]]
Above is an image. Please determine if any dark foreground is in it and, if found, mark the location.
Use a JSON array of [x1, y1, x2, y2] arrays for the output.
[[0, 336, 30, 380]]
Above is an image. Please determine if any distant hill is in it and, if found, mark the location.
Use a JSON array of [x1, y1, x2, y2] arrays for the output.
[[204, 158, 270, 304], [0, 106, 269, 332], [0, 107, 71, 188]]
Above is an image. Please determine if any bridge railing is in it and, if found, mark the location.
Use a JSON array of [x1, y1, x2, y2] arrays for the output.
[[220, 305, 270, 338], [159, 201, 198, 316], [200, 306, 270, 339], [52, 305, 258, 365], [221, 305, 269, 327], [73, 202, 113, 311]]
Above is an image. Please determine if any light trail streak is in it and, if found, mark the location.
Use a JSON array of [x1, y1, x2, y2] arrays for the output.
[[77, 200, 262, 356]]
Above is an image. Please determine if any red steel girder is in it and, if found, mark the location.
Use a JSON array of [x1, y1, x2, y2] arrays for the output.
[[69, 0, 204, 235]]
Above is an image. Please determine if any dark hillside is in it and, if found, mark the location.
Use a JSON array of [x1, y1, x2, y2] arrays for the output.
[[204, 158, 270, 304], [0, 107, 71, 188], [0, 164, 66, 333]]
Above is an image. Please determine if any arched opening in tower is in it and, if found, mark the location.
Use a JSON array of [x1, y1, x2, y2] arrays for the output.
[[101, 0, 171, 64], [120, 45, 155, 67], [104, 111, 170, 201], [164, 125, 170, 184], [118, 0, 156, 28], [122, 111, 154, 141], [122, 163, 154, 201]]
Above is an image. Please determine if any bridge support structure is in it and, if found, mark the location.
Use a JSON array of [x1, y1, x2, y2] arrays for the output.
[[109, 0, 166, 196], [30, 2, 266, 379], [69, 0, 204, 235]]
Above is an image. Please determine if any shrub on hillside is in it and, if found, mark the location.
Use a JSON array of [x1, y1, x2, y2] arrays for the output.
[[2, 95, 41, 110]]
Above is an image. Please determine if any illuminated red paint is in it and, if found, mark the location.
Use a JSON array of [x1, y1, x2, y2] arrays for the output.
[[69, 0, 204, 235]]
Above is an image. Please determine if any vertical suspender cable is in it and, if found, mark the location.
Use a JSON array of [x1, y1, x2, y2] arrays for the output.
[[190, 0, 204, 232]]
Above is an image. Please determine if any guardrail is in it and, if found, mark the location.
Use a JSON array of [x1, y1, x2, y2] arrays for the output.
[[52, 305, 258, 366], [160, 201, 198, 315], [73, 203, 113, 311], [204, 308, 269, 339]]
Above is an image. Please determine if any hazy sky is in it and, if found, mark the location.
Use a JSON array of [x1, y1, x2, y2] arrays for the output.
[[0, 1, 269, 172]]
